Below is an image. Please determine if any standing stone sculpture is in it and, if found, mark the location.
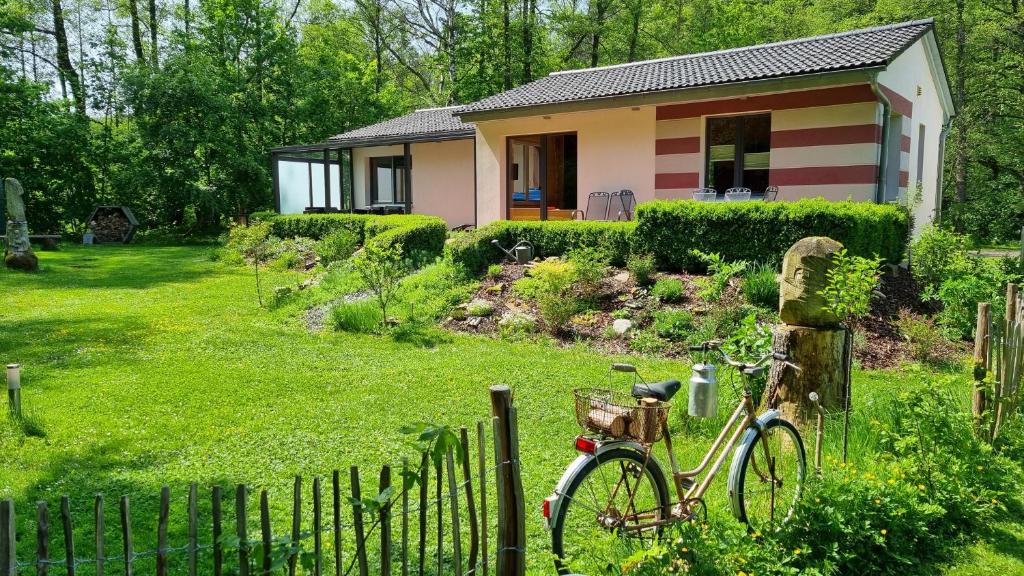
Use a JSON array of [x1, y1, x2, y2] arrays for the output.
[[764, 237, 847, 426], [4, 178, 39, 271]]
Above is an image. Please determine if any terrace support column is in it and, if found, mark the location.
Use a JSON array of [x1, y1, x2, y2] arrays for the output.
[[403, 142, 412, 215], [764, 237, 848, 427]]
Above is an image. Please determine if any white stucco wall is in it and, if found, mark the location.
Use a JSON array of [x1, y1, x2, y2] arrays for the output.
[[878, 36, 952, 234]]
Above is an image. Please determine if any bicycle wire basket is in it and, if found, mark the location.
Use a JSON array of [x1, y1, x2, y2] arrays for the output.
[[574, 388, 670, 443]]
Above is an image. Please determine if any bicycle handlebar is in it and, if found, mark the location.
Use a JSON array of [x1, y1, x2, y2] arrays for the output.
[[690, 341, 799, 372]]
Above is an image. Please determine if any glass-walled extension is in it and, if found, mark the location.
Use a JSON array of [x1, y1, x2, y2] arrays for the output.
[[272, 148, 353, 214]]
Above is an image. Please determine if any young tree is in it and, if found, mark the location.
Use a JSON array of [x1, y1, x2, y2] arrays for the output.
[[353, 242, 407, 325]]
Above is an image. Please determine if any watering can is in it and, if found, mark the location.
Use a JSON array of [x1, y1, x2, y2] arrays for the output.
[[492, 239, 535, 264]]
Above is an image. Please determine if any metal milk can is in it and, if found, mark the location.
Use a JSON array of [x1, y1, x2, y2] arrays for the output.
[[688, 362, 718, 418]]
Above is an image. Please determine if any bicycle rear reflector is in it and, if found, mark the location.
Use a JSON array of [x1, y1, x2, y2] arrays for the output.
[[543, 496, 556, 519], [574, 436, 597, 453]]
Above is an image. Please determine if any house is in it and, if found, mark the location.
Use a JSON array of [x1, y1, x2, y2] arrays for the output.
[[272, 18, 953, 231]]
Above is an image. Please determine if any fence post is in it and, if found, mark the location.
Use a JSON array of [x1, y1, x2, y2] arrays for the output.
[[489, 385, 525, 576], [5, 364, 20, 418], [973, 302, 991, 438], [994, 283, 1019, 439], [1, 499, 14, 576]]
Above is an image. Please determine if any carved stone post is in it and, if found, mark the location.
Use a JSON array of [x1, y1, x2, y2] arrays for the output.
[[4, 178, 38, 272], [764, 237, 848, 427]]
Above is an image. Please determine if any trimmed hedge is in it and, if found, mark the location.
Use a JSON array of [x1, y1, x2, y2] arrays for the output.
[[254, 213, 448, 259], [446, 220, 636, 273], [633, 199, 910, 270]]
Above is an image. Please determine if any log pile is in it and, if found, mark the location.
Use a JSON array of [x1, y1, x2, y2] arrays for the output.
[[89, 209, 131, 243], [585, 398, 666, 442]]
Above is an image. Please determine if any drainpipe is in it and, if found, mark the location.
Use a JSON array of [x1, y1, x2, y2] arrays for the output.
[[935, 114, 954, 225], [870, 75, 891, 204]]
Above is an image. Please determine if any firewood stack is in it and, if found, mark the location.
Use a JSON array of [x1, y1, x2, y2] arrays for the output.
[[86, 206, 139, 244]]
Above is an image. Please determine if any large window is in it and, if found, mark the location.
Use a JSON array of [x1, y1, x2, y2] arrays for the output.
[[370, 156, 407, 204], [507, 133, 577, 220], [705, 114, 771, 192]]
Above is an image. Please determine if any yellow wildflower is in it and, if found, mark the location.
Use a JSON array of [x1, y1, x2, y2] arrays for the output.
[[917, 484, 926, 491], [874, 499, 881, 505], [881, 529, 888, 536], [794, 548, 802, 555]]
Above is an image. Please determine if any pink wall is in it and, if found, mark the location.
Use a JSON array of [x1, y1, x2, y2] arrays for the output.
[[411, 139, 476, 227], [474, 107, 656, 224]]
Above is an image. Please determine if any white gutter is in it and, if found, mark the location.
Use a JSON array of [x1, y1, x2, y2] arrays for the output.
[[935, 114, 954, 224]]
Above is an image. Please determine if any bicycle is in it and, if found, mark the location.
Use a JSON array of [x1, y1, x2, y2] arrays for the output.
[[543, 341, 806, 574]]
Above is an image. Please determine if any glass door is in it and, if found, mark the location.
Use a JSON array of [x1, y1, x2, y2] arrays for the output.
[[705, 114, 771, 194], [509, 136, 544, 220]]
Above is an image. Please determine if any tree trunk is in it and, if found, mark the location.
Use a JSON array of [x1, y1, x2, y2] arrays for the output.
[[502, 0, 511, 89], [521, 0, 533, 83], [148, 0, 158, 66], [127, 0, 145, 62], [51, 0, 87, 115], [765, 325, 847, 427], [626, 0, 641, 62], [952, 0, 968, 213]]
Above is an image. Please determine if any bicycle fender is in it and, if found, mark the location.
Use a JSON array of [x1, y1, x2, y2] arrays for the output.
[[545, 441, 648, 530], [727, 410, 780, 520]]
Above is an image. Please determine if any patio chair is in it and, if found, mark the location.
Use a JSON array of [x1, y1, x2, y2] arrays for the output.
[[762, 186, 779, 202], [725, 187, 752, 201], [609, 190, 636, 221], [692, 188, 717, 202], [572, 192, 612, 221]]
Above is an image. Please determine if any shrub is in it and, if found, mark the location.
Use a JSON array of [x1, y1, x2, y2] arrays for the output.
[[331, 299, 383, 333], [653, 309, 694, 342], [651, 278, 685, 302], [894, 310, 957, 364], [626, 252, 656, 286], [446, 220, 635, 273], [259, 213, 447, 261], [513, 258, 576, 299], [743, 262, 780, 309], [910, 225, 972, 293], [538, 292, 579, 334], [486, 263, 503, 278], [466, 299, 495, 317], [634, 198, 910, 271], [353, 242, 408, 323], [567, 246, 610, 295], [819, 248, 883, 326], [395, 261, 478, 322], [628, 330, 668, 354], [316, 227, 360, 265], [690, 250, 747, 302], [498, 311, 537, 339], [263, 213, 369, 241]]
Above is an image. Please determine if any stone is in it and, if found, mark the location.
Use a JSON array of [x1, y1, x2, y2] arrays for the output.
[[611, 271, 631, 284], [612, 318, 633, 335], [4, 178, 38, 272], [466, 316, 483, 328], [779, 236, 843, 327]]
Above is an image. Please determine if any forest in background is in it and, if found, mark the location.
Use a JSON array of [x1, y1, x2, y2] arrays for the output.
[[0, 0, 1021, 240]]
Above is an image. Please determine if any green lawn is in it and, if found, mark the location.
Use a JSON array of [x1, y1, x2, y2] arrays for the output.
[[1, 245, 1020, 574]]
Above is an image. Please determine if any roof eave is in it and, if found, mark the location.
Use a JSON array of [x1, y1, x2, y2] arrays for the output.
[[457, 67, 885, 122], [271, 130, 475, 153]]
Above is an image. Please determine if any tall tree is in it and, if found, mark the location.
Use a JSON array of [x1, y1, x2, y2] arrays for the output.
[[50, 0, 86, 114]]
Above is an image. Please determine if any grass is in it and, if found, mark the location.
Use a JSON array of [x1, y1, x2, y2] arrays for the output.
[[1, 245, 1020, 574]]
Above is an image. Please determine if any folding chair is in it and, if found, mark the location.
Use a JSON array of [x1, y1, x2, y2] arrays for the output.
[[762, 186, 779, 202], [725, 187, 752, 201], [692, 187, 718, 201], [572, 192, 612, 220]]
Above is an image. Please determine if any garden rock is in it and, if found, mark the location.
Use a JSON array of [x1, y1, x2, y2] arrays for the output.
[[612, 318, 633, 336], [3, 178, 38, 272], [612, 271, 630, 285], [779, 236, 842, 327]]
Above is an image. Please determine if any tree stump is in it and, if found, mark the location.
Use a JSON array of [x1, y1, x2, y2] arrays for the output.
[[766, 236, 848, 427], [765, 325, 847, 426]]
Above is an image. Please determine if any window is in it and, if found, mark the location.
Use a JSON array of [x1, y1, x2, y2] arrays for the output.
[[705, 114, 771, 192], [370, 156, 407, 204], [916, 123, 926, 187]]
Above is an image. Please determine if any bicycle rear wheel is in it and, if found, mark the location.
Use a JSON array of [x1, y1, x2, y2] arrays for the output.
[[550, 447, 671, 575], [730, 417, 806, 532]]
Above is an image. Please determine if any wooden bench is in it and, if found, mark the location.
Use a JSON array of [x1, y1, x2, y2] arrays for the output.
[[29, 234, 61, 250]]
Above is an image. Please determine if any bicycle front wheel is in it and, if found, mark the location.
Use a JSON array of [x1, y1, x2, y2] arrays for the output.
[[730, 417, 806, 533], [550, 447, 671, 575]]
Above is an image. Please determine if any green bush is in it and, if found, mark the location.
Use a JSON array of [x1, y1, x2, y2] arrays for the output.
[[653, 309, 694, 342], [264, 213, 370, 241], [628, 330, 669, 354], [258, 213, 447, 262], [626, 252, 656, 286], [486, 263, 503, 278], [567, 246, 610, 295], [894, 310, 957, 364], [538, 292, 579, 334], [634, 199, 910, 271], [331, 299, 383, 333], [513, 258, 576, 300], [909, 225, 973, 294], [446, 220, 635, 273], [651, 278, 685, 302], [743, 262, 780, 309], [316, 227, 360, 265], [691, 250, 747, 302]]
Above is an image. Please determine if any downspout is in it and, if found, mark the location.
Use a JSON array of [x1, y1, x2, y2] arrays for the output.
[[935, 114, 954, 225], [870, 74, 891, 204]]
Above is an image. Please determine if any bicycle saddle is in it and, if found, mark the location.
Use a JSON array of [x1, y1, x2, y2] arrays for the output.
[[631, 380, 681, 402]]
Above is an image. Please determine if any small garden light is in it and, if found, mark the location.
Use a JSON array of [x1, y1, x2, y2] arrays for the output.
[[6, 363, 21, 416]]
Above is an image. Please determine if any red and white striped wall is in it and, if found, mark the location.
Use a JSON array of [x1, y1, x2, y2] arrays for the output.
[[653, 84, 914, 201]]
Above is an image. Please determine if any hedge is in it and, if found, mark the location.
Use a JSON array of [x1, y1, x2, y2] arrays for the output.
[[632, 199, 910, 270], [446, 220, 636, 273], [253, 213, 448, 259]]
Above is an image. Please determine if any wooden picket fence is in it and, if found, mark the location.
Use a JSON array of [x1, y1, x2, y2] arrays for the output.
[[972, 282, 1024, 440], [0, 386, 526, 576]]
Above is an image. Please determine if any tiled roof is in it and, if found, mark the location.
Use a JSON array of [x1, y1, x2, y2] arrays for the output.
[[329, 106, 474, 144], [460, 19, 933, 115]]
